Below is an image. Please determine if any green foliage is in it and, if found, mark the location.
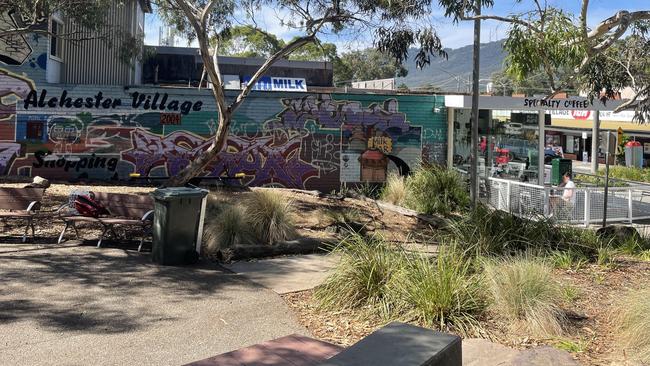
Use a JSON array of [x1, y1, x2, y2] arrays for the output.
[[2, 0, 143, 66], [334, 49, 408, 86], [550, 250, 588, 270], [218, 25, 285, 58], [217, 26, 338, 61], [560, 285, 581, 304], [484, 257, 566, 337], [315, 234, 405, 317], [156, 0, 447, 76], [245, 190, 296, 245], [554, 338, 589, 353], [441, 204, 601, 259], [380, 173, 407, 206], [397, 83, 410, 92], [2, 0, 115, 36], [573, 173, 627, 187], [596, 245, 617, 268], [404, 165, 469, 216], [504, 9, 584, 83], [615, 288, 650, 363], [489, 69, 577, 97], [323, 208, 361, 226], [354, 182, 382, 199], [397, 248, 486, 334], [592, 166, 650, 184], [316, 235, 487, 334], [638, 249, 650, 261]]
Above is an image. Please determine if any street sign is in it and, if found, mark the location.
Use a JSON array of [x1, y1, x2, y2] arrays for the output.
[[618, 126, 623, 141]]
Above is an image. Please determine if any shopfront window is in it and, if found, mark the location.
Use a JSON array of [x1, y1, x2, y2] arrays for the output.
[[452, 109, 542, 182]]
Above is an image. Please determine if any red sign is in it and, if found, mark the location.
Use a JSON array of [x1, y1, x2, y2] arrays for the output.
[[570, 110, 591, 120], [160, 113, 181, 125]]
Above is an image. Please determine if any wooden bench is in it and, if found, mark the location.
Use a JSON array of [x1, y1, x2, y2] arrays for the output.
[[0, 187, 46, 242], [58, 192, 154, 251]]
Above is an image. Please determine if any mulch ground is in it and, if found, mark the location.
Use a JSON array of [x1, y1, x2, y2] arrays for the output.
[[0, 181, 433, 249], [282, 259, 650, 366]]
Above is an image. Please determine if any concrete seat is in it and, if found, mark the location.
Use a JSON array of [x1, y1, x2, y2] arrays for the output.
[[318, 322, 461, 366]]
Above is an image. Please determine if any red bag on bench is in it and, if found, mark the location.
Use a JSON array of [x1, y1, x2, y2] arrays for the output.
[[74, 193, 110, 217]]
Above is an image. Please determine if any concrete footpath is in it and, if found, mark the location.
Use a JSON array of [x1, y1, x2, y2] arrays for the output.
[[223, 254, 339, 294], [0, 243, 307, 366]]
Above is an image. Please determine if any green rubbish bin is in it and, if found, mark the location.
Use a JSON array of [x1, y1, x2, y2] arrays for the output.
[[151, 187, 208, 265], [551, 158, 573, 185]]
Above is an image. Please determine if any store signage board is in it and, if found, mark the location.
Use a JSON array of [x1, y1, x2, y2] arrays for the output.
[[242, 76, 307, 92], [445, 95, 627, 112]]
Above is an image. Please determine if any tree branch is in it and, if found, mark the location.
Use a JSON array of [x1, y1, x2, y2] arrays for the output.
[[460, 14, 541, 33], [229, 34, 317, 113], [587, 10, 650, 40], [579, 0, 590, 50], [613, 92, 640, 113]]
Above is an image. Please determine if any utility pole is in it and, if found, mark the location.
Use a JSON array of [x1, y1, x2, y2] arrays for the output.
[[469, 0, 481, 207]]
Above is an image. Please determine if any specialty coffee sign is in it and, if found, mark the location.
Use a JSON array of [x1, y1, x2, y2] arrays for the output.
[[243, 76, 307, 92], [523, 98, 592, 109]]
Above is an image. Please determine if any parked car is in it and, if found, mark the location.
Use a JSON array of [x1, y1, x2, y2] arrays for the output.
[[504, 123, 523, 135], [544, 147, 562, 164]]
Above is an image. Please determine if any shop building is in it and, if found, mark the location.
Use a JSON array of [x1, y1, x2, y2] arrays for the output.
[[0, 7, 446, 191]]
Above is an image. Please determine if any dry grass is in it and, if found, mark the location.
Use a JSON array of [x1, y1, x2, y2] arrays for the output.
[[614, 287, 650, 363], [380, 173, 407, 206], [484, 257, 566, 337], [203, 203, 251, 255], [246, 190, 296, 244]]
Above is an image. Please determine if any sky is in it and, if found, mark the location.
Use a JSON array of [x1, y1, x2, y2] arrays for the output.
[[144, 0, 650, 52]]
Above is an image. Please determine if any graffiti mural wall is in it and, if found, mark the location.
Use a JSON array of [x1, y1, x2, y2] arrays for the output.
[[0, 82, 447, 190], [0, 21, 447, 190]]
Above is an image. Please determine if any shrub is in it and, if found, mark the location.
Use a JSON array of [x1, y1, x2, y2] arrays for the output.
[[246, 190, 296, 244], [397, 247, 486, 335], [315, 234, 404, 317], [560, 285, 581, 303], [550, 250, 588, 270], [354, 182, 382, 199], [441, 205, 601, 259], [638, 249, 650, 261], [484, 257, 566, 337], [404, 165, 469, 216], [596, 245, 617, 268], [614, 288, 650, 363], [323, 208, 361, 225], [554, 338, 589, 353], [380, 172, 407, 206], [203, 203, 251, 255]]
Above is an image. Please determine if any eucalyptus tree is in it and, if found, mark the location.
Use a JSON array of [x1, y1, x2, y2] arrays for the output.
[[156, 0, 447, 185], [438, 0, 650, 121], [0, 0, 114, 39]]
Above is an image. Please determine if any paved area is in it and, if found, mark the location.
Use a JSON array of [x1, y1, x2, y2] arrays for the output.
[[222, 254, 339, 294], [185, 334, 342, 366], [0, 242, 307, 366], [463, 338, 578, 365]]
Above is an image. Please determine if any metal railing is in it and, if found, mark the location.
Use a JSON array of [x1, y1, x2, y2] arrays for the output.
[[483, 177, 650, 226]]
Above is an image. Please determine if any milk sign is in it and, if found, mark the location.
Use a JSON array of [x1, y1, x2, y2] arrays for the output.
[[242, 76, 307, 92]]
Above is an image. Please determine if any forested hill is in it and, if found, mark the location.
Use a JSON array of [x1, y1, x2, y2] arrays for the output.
[[397, 39, 506, 91]]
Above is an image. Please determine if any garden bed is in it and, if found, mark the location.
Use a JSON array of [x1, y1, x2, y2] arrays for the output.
[[283, 258, 650, 365], [0, 182, 437, 257]]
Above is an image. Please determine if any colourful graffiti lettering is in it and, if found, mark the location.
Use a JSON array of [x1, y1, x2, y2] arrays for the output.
[[0, 142, 21, 174], [0, 58, 446, 190]]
